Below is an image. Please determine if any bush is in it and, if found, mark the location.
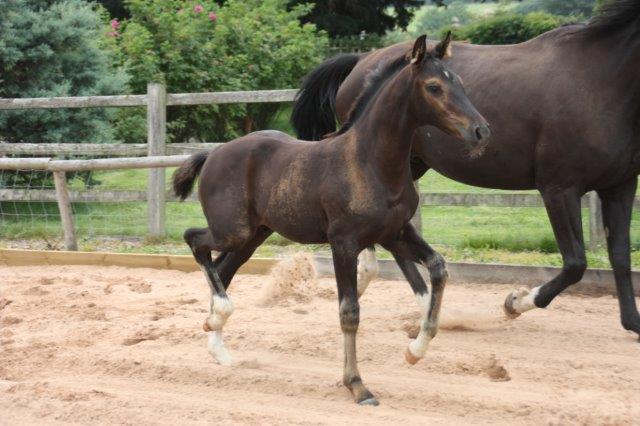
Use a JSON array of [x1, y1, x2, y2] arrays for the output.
[[540, 0, 596, 17], [516, 0, 597, 17], [412, 2, 474, 35], [117, 0, 328, 143], [0, 0, 128, 144], [449, 11, 569, 44]]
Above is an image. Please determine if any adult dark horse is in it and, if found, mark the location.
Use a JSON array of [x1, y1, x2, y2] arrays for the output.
[[292, 0, 640, 337], [173, 35, 489, 405]]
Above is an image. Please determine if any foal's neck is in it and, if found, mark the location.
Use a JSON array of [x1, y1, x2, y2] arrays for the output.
[[352, 70, 418, 188]]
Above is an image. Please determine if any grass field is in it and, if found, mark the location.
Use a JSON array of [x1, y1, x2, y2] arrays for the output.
[[2, 165, 640, 268]]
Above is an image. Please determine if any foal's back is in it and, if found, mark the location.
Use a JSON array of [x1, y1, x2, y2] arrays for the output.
[[198, 130, 352, 247]]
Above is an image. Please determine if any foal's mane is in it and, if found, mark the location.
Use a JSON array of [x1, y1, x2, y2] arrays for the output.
[[336, 55, 408, 136], [578, 0, 640, 37]]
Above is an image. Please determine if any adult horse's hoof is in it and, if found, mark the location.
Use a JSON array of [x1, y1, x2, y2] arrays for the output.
[[358, 397, 379, 406], [404, 347, 420, 365], [503, 288, 527, 319], [503, 292, 521, 319]]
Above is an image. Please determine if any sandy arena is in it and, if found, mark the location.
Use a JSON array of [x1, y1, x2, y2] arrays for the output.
[[1, 259, 639, 425]]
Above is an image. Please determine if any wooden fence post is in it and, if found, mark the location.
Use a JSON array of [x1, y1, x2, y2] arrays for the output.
[[588, 191, 606, 250], [147, 83, 167, 239], [410, 181, 423, 235], [53, 171, 77, 251]]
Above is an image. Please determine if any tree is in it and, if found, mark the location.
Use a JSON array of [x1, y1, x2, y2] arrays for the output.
[[450, 11, 568, 44], [0, 0, 128, 145], [287, 0, 423, 38], [117, 0, 327, 143], [96, 0, 130, 20]]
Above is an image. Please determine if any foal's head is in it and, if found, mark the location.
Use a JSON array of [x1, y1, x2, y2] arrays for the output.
[[407, 33, 490, 150]]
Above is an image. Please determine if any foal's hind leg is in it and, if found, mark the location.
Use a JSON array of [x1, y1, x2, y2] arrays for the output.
[[185, 227, 273, 365], [184, 228, 235, 365], [382, 224, 448, 365], [356, 246, 378, 297]]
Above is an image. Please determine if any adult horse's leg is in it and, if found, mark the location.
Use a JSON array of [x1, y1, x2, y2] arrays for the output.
[[330, 237, 378, 405], [504, 187, 586, 316], [382, 224, 448, 365], [599, 178, 640, 335]]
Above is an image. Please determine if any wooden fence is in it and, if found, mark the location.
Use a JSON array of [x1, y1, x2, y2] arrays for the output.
[[0, 85, 610, 251], [0, 84, 296, 240]]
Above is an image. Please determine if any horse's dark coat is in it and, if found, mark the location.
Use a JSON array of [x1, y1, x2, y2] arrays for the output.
[[174, 35, 489, 405], [291, 0, 640, 336]]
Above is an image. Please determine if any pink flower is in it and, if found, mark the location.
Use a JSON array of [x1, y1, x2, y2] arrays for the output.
[[194, 4, 204, 13], [110, 19, 120, 30], [208, 12, 217, 22]]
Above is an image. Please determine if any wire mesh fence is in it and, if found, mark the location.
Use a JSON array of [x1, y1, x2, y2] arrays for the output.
[[2, 164, 639, 255]]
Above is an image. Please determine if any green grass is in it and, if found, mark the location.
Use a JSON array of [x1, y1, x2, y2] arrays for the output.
[[3, 194, 640, 268]]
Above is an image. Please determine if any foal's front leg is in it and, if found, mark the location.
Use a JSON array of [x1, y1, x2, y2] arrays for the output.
[[383, 224, 448, 365], [330, 238, 378, 406]]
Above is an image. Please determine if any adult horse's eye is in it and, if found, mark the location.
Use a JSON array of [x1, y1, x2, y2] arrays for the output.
[[427, 84, 442, 95]]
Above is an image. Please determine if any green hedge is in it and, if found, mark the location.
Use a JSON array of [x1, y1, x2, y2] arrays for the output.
[[115, 0, 328, 144]]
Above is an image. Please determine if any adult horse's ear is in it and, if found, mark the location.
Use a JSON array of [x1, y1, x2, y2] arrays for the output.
[[435, 31, 453, 59], [411, 35, 427, 65]]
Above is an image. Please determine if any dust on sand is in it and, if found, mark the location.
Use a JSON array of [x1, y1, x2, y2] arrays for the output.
[[1, 263, 639, 425]]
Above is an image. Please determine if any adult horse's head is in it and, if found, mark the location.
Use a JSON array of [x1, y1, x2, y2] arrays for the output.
[[408, 33, 490, 154]]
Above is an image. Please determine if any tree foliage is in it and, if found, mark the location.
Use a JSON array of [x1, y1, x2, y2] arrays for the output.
[[288, 0, 423, 38], [515, 0, 597, 17], [0, 0, 127, 144], [449, 11, 569, 44], [116, 0, 327, 143]]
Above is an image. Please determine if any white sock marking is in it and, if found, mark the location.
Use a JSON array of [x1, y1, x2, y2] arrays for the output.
[[409, 325, 433, 359], [207, 330, 232, 366], [513, 286, 540, 313]]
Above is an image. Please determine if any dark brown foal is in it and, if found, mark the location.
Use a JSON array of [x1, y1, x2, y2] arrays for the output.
[[173, 34, 489, 405]]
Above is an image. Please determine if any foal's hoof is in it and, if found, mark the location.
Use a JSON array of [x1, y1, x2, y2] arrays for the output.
[[203, 320, 212, 332], [404, 347, 421, 365], [207, 337, 232, 366], [358, 397, 379, 406], [503, 288, 527, 319]]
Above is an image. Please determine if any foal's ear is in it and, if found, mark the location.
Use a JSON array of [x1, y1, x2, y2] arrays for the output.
[[411, 35, 428, 65], [434, 31, 453, 59]]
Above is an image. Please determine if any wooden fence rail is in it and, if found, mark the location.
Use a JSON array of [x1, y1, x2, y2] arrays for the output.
[[0, 89, 297, 110], [0, 142, 220, 156]]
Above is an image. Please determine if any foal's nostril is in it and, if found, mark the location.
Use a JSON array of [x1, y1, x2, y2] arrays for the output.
[[474, 125, 490, 142]]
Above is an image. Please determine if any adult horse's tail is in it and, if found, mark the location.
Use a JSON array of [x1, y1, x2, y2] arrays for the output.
[[173, 152, 208, 201], [291, 54, 359, 141]]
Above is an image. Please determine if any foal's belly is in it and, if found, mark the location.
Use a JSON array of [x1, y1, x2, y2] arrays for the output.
[[263, 206, 328, 244]]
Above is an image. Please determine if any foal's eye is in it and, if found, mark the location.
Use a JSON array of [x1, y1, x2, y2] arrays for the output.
[[427, 84, 442, 95]]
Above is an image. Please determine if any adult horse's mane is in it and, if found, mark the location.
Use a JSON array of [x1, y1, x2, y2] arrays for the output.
[[336, 55, 408, 136], [578, 0, 640, 37]]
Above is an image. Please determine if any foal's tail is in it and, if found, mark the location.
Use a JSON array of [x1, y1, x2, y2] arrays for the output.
[[291, 53, 359, 141], [173, 152, 208, 201]]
